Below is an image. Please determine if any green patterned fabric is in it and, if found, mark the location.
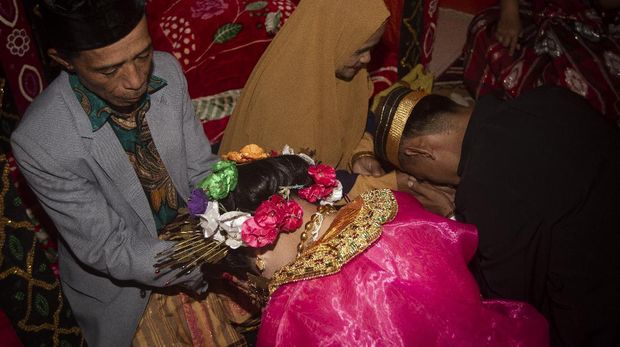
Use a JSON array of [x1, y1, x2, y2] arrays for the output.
[[69, 74, 167, 132], [0, 154, 85, 346], [398, 0, 425, 78], [70, 74, 184, 232]]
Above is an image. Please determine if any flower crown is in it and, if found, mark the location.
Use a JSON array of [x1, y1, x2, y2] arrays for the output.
[[155, 145, 342, 284], [187, 145, 342, 249]]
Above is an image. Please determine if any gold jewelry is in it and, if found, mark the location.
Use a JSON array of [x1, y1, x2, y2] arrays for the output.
[[349, 151, 376, 170], [270, 189, 397, 294], [296, 205, 337, 258], [255, 256, 266, 273], [296, 218, 312, 258]]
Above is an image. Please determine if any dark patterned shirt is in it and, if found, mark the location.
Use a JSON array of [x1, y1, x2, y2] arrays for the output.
[[70, 74, 184, 232]]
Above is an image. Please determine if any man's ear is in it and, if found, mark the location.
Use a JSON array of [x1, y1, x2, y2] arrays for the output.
[[48, 48, 75, 72], [403, 146, 435, 160]]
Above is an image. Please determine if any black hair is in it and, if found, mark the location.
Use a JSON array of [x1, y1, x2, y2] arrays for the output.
[[205, 155, 314, 306], [402, 94, 462, 139], [55, 48, 80, 60], [219, 155, 313, 213]]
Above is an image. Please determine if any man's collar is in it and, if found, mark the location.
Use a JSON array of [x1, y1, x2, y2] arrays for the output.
[[70, 74, 167, 131]]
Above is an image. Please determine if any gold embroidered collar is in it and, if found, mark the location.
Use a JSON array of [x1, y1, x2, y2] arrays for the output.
[[268, 189, 397, 294]]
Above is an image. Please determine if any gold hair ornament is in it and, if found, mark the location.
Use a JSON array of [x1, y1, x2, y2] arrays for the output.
[[385, 90, 427, 168]]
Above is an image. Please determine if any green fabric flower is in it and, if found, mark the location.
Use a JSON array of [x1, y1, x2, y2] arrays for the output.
[[199, 161, 238, 200]]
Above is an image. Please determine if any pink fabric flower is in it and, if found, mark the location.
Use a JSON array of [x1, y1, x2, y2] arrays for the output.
[[308, 164, 337, 186], [254, 199, 285, 227], [241, 218, 278, 248], [280, 201, 303, 232], [298, 184, 329, 203], [268, 194, 286, 209]]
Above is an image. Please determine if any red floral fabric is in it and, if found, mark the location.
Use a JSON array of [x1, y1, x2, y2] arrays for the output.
[[463, 0, 620, 123], [0, 0, 47, 115], [147, 0, 294, 98], [147, 0, 296, 143]]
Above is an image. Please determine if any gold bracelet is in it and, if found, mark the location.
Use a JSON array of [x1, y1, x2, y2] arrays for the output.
[[349, 151, 376, 170]]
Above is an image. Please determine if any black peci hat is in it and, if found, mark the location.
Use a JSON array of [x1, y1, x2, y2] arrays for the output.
[[40, 0, 145, 51]]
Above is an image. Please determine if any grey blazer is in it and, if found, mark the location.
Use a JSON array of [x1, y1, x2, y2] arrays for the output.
[[11, 52, 218, 346]]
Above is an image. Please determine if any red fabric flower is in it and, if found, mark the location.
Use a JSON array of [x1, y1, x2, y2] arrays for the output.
[[280, 200, 303, 232], [254, 199, 285, 228], [298, 184, 328, 203], [268, 194, 286, 209], [308, 164, 337, 186], [241, 218, 278, 248]]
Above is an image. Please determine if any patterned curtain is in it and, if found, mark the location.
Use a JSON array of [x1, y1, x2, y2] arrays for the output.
[[0, 0, 47, 116], [0, 154, 84, 347]]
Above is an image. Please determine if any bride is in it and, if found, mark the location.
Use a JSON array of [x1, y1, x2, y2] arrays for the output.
[[160, 154, 548, 346]]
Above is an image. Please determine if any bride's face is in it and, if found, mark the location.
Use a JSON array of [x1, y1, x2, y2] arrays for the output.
[[255, 198, 336, 278]]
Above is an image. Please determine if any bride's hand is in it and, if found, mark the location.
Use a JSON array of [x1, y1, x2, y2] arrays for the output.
[[351, 155, 385, 177]]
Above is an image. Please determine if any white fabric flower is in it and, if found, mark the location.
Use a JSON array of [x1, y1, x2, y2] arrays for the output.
[[281, 144, 294, 155], [282, 144, 315, 165], [321, 180, 343, 205], [219, 211, 251, 249], [211, 229, 226, 243], [198, 201, 250, 249], [198, 201, 220, 238]]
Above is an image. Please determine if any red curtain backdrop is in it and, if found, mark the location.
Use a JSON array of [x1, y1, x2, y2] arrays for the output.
[[0, 0, 47, 115]]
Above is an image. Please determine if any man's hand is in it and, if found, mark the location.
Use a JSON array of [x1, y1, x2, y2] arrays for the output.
[[398, 172, 455, 217], [496, 0, 522, 55], [351, 155, 385, 177]]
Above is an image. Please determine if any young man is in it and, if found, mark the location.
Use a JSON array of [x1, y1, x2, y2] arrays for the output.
[[11, 1, 217, 345], [374, 86, 620, 346]]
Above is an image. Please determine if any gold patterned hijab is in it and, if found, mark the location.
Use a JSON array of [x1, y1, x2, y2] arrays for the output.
[[219, 0, 389, 169]]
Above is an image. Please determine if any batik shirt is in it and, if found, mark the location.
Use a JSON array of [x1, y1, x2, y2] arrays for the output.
[[70, 74, 184, 233]]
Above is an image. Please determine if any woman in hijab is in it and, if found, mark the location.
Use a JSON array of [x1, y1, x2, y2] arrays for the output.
[[219, 0, 399, 198]]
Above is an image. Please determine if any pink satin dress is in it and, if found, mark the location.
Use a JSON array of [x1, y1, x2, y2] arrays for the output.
[[258, 191, 548, 346]]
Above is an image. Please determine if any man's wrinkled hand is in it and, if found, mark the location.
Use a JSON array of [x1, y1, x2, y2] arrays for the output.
[[351, 156, 385, 177]]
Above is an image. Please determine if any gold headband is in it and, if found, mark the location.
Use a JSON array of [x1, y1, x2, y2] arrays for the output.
[[385, 90, 427, 167]]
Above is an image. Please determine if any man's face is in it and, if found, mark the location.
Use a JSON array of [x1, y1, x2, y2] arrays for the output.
[[335, 25, 386, 81], [64, 16, 153, 111]]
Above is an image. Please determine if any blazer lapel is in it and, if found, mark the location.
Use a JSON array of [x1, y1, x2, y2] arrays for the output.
[[60, 72, 157, 235], [89, 127, 157, 235], [145, 92, 189, 199]]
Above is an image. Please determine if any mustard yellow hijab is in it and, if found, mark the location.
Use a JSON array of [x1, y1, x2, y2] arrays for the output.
[[219, 0, 389, 169]]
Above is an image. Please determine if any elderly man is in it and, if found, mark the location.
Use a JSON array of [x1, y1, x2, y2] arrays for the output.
[[374, 86, 620, 346], [10, 0, 217, 345]]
